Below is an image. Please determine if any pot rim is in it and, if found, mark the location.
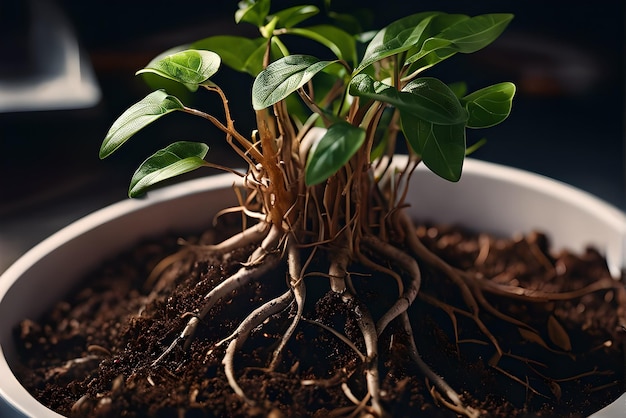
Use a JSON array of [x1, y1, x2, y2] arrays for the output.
[[1, 158, 624, 417]]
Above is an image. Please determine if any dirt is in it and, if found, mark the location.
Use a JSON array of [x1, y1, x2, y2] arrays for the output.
[[13, 219, 626, 417]]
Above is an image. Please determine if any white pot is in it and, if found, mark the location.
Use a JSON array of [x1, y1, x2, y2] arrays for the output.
[[1, 158, 625, 417]]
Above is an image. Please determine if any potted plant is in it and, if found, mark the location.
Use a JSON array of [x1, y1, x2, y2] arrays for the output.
[[1, 1, 624, 417]]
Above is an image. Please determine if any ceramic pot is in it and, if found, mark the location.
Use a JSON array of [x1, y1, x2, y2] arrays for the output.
[[1, 158, 624, 417]]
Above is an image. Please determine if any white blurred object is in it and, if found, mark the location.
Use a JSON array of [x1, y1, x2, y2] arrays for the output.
[[0, 0, 100, 112]]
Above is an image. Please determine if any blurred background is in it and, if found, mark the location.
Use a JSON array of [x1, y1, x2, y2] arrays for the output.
[[1, 0, 624, 272]]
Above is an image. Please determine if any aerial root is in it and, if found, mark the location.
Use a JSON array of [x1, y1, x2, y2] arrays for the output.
[[222, 289, 294, 404]]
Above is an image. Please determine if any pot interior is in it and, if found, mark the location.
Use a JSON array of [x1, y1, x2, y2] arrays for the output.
[[1, 159, 624, 417]]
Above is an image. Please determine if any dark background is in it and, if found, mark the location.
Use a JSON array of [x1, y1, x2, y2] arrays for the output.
[[1, 0, 624, 271]]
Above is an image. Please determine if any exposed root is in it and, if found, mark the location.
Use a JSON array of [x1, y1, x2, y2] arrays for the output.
[[269, 238, 305, 370], [467, 281, 539, 333], [152, 255, 281, 366], [399, 312, 479, 418], [329, 248, 385, 417], [302, 317, 366, 361], [301, 369, 349, 387], [473, 274, 621, 302], [428, 383, 480, 418], [144, 247, 194, 291], [136, 195, 621, 418], [341, 383, 373, 418], [222, 289, 294, 404], [142, 222, 270, 310], [350, 296, 384, 417], [188, 221, 269, 256], [399, 211, 504, 357], [361, 234, 421, 336], [328, 235, 351, 294]]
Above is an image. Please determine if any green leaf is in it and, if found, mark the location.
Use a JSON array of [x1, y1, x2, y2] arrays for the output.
[[402, 14, 469, 65], [354, 11, 441, 74], [286, 25, 357, 64], [403, 46, 457, 77], [448, 81, 468, 98], [136, 47, 197, 101], [437, 14, 513, 54], [252, 55, 337, 109], [401, 114, 466, 181], [349, 74, 466, 125], [272, 5, 319, 28], [100, 90, 184, 159], [192, 36, 265, 75], [136, 50, 221, 91], [404, 14, 513, 76], [462, 82, 516, 128], [235, 0, 270, 26], [328, 10, 368, 35], [401, 77, 467, 123], [240, 39, 286, 77], [305, 122, 366, 185], [129, 141, 209, 197], [285, 69, 345, 123]]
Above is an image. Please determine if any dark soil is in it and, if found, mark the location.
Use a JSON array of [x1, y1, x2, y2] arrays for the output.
[[14, 219, 626, 417]]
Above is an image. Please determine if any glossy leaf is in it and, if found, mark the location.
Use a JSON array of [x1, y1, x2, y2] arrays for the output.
[[401, 113, 465, 181], [402, 13, 469, 65], [129, 141, 209, 197], [403, 46, 457, 77], [349, 74, 466, 125], [137, 47, 197, 100], [404, 14, 512, 68], [448, 81, 468, 98], [192, 36, 265, 75], [136, 50, 221, 91], [100, 90, 184, 159], [272, 5, 319, 28], [401, 77, 467, 123], [354, 12, 440, 74], [286, 25, 357, 64], [252, 55, 337, 109], [235, 0, 270, 26], [305, 122, 366, 185], [436, 14, 513, 54], [462, 82, 515, 128]]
